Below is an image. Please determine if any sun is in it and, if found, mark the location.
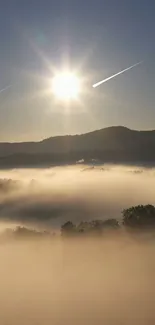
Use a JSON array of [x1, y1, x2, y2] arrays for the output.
[[52, 71, 80, 100]]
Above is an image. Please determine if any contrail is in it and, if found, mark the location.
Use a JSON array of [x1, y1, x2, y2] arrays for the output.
[[92, 61, 143, 88], [0, 85, 12, 94]]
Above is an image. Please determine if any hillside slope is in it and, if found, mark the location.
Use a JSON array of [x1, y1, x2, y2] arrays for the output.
[[0, 126, 155, 167]]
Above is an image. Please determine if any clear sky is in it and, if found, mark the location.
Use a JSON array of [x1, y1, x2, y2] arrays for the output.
[[0, 0, 155, 141]]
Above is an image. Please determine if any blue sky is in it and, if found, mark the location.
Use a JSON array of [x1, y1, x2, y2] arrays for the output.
[[0, 0, 155, 141]]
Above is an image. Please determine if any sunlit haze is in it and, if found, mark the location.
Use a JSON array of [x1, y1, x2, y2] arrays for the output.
[[0, 165, 155, 227], [0, 165, 154, 323]]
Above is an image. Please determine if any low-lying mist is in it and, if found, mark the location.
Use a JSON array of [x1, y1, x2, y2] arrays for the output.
[[0, 164, 155, 230], [0, 236, 155, 324], [0, 165, 155, 323]]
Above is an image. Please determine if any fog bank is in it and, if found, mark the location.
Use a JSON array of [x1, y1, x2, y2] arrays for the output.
[[0, 237, 154, 324], [0, 165, 154, 229]]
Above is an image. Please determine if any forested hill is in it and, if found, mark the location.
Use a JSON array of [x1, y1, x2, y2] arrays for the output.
[[0, 126, 155, 167]]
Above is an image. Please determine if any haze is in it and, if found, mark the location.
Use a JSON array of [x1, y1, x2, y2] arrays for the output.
[[0, 165, 154, 323], [0, 237, 154, 325], [0, 165, 154, 228]]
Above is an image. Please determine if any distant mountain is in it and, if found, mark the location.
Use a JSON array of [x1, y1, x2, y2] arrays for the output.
[[0, 126, 155, 167]]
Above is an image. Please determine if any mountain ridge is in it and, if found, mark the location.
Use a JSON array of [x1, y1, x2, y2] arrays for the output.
[[0, 126, 155, 167], [1, 126, 154, 145]]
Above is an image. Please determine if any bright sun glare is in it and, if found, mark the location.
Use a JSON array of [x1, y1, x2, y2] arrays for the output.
[[52, 72, 80, 100]]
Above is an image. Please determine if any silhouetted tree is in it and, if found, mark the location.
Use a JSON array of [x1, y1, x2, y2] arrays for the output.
[[61, 221, 76, 236], [61, 218, 120, 236], [122, 204, 155, 229], [2, 226, 52, 240], [77, 221, 92, 233], [92, 219, 119, 229], [91, 219, 120, 235]]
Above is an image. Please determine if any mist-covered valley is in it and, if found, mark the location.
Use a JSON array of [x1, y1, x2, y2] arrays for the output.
[[0, 165, 154, 324], [0, 164, 155, 230]]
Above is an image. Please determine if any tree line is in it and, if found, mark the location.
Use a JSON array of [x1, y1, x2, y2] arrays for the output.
[[1, 204, 155, 240], [61, 204, 155, 236]]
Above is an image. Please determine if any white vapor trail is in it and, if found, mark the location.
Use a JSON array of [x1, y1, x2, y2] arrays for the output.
[[0, 85, 11, 94], [92, 61, 143, 88]]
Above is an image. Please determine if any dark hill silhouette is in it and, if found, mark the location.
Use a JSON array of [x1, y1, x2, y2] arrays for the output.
[[0, 126, 155, 167]]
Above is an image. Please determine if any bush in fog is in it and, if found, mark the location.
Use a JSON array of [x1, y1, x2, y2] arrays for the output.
[[122, 204, 155, 229], [61, 221, 76, 236], [1, 226, 52, 240], [61, 218, 120, 236], [14, 226, 48, 238], [0, 178, 21, 193]]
